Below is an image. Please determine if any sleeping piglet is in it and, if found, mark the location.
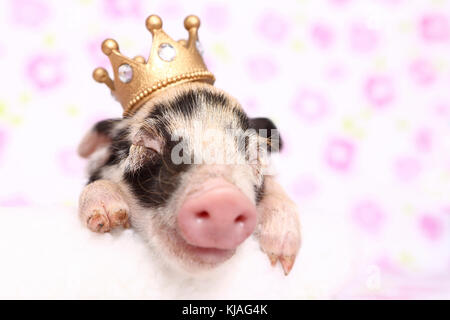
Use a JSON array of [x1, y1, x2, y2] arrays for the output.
[[78, 82, 301, 275]]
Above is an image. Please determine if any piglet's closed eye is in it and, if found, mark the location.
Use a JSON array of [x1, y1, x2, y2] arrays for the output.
[[126, 128, 165, 171], [131, 129, 163, 154]]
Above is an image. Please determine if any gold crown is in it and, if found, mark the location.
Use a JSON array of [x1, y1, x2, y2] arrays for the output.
[[93, 14, 215, 116]]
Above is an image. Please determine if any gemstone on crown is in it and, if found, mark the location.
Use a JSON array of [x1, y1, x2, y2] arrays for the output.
[[118, 64, 133, 83], [158, 43, 176, 61]]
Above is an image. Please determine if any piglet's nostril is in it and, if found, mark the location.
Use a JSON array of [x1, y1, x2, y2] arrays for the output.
[[195, 211, 210, 220], [234, 214, 246, 224]]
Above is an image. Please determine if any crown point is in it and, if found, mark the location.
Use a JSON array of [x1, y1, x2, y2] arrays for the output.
[[93, 67, 108, 82], [133, 56, 146, 63], [102, 39, 119, 56], [184, 15, 200, 30], [146, 15, 162, 33], [93, 67, 115, 90]]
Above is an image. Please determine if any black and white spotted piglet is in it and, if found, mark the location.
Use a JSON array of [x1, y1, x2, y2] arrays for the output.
[[78, 83, 301, 275]]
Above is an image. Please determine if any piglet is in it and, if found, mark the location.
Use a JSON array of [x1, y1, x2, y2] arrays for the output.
[[78, 83, 301, 275]]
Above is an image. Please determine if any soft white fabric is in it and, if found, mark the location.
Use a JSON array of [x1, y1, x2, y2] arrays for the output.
[[0, 205, 354, 299]]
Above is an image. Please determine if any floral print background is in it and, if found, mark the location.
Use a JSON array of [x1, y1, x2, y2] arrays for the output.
[[0, 0, 449, 298]]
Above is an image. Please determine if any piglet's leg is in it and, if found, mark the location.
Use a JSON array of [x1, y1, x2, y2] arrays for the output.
[[79, 180, 130, 233], [256, 176, 301, 275]]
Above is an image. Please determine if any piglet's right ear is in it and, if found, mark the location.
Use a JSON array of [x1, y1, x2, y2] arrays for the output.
[[249, 117, 283, 153], [78, 119, 120, 158]]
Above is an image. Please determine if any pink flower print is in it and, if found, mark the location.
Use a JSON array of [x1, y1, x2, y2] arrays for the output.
[[350, 23, 378, 52], [419, 214, 444, 241], [203, 4, 230, 32], [420, 14, 450, 43], [243, 98, 260, 114], [292, 90, 328, 122], [442, 206, 450, 215], [26, 54, 64, 90], [292, 176, 318, 199], [311, 23, 334, 49], [257, 12, 290, 43], [329, 0, 351, 5], [325, 138, 355, 172], [57, 148, 84, 176], [415, 128, 432, 153], [435, 103, 450, 117], [0, 129, 7, 163], [0, 195, 31, 207], [86, 37, 111, 67], [409, 59, 436, 86], [325, 65, 347, 81], [103, 0, 141, 19], [394, 156, 421, 181], [365, 76, 395, 108], [375, 255, 403, 276], [376, 0, 404, 4], [11, 0, 50, 27], [352, 200, 385, 234], [157, 1, 183, 19], [247, 57, 278, 82]]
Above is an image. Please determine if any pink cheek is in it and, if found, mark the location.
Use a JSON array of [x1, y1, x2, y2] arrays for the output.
[[365, 76, 395, 108], [26, 54, 64, 90], [420, 14, 450, 43], [324, 138, 355, 172], [352, 201, 386, 234], [419, 214, 444, 241]]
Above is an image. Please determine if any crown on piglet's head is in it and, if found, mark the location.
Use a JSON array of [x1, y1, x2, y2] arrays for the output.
[[93, 14, 215, 117]]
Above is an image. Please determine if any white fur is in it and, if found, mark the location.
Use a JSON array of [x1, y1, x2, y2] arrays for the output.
[[0, 205, 355, 299]]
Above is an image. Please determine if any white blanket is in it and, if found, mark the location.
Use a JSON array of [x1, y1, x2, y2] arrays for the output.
[[0, 205, 355, 299]]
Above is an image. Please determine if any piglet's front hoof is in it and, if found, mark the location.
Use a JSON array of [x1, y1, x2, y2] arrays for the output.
[[79, 180, 131, 233], [85, 206, 130, 233], [87, 211, 111, 233], [259, 230, 300, 276]]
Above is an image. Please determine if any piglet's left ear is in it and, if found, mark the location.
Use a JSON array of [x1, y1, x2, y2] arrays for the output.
[[249, 117, 283, 153]]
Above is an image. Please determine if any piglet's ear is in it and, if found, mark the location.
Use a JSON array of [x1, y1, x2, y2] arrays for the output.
[[78, 119, 121, 158], [249, 117, 283, 153]]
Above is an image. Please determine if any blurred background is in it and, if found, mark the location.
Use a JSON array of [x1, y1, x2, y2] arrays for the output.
[[0, 0, 449, 298]]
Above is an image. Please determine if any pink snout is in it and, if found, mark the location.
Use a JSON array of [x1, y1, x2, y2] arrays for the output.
[[177, 182, 257, 250]]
